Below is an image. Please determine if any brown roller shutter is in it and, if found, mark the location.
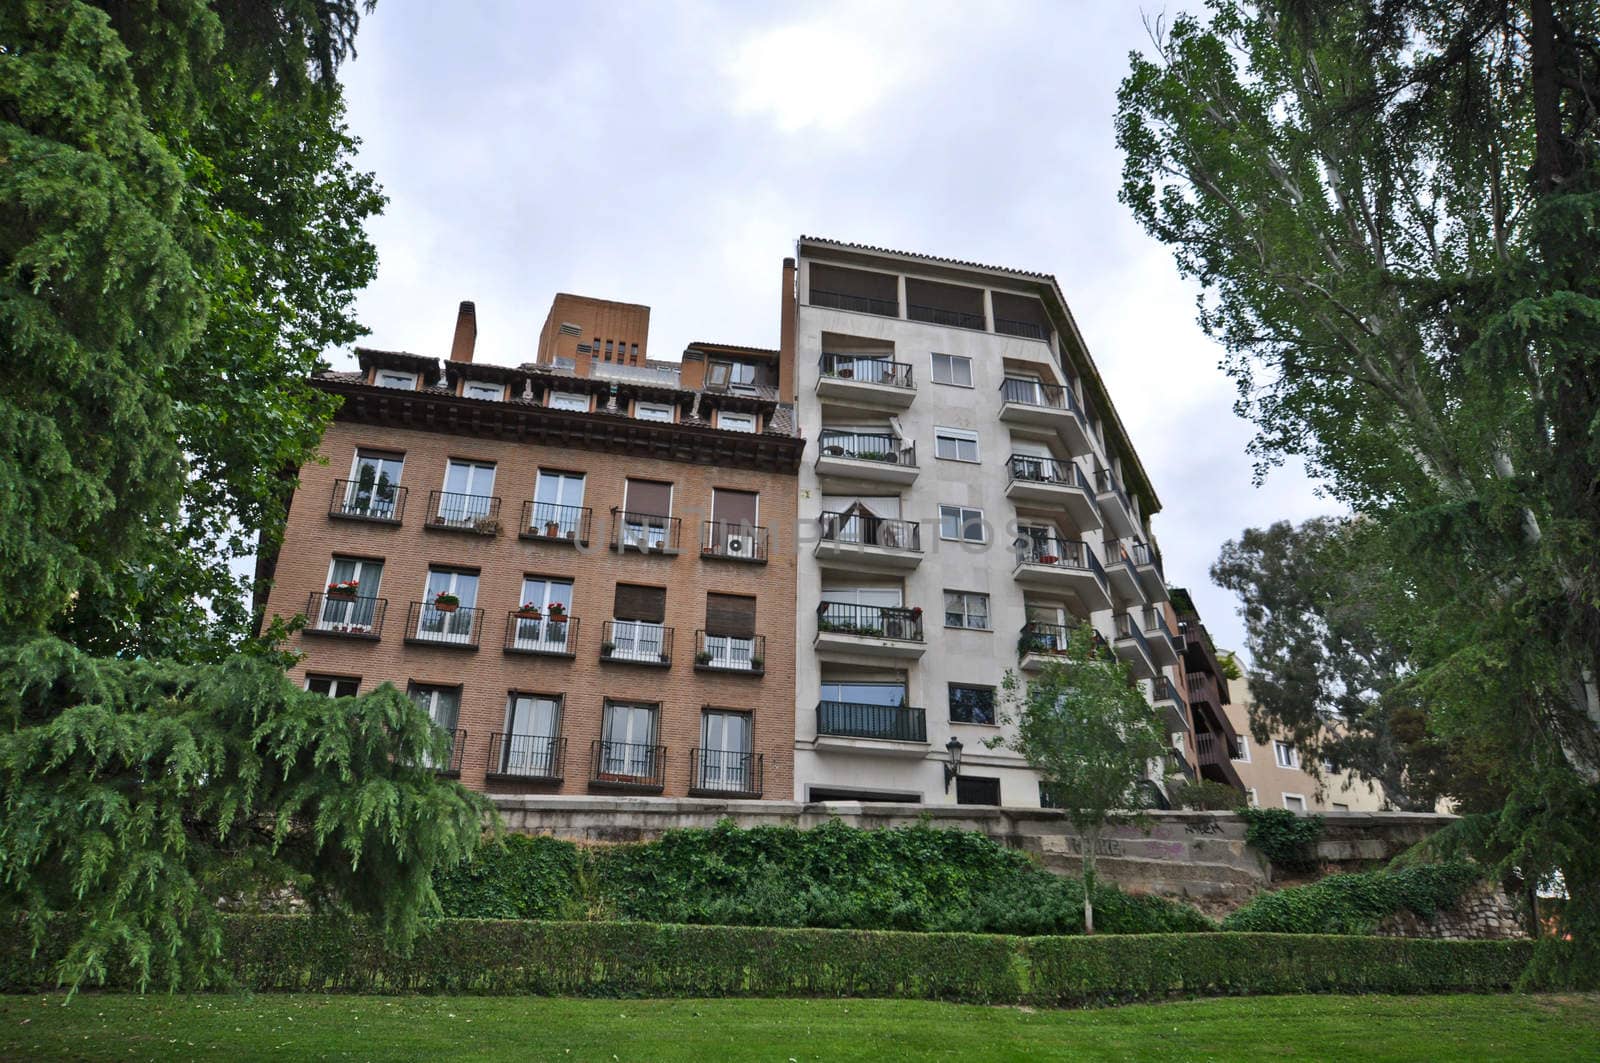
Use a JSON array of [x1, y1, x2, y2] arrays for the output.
[[705, 593, 756, 637], [624, 478, 672, 517], [711, 489, 758, 526], [613, 583, 666, 623]]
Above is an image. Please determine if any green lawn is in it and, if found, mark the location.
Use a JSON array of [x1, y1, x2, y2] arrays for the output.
[[2, 993, 1596, 1061]]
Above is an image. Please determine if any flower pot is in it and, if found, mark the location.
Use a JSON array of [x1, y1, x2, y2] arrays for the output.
[[548, 614, 568, 624], [515, 610, 542, 620], [434, 602, 460, 614], [326, 590, 356, 602], [544, 521, 561, 536], [1039, 555, 1059, 565]]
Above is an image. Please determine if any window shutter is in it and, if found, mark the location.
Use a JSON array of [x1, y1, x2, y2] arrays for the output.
[[704, 593, 756, 637], [624, 478, 672, 517], [613, 584, 667, 623], [711, 489, 758, 526]]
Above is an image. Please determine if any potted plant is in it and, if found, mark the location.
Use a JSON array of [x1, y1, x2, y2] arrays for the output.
[[1039, 553, 1059, 565], [658, 651, 671, 663], [748, 656, 764, 672], [601, 641, 616, 657], [515, 602, 543, 620], [473, 516, 501, 535], [546, 603, 568, 623], [838, 366, 854, 379], [822, 443, 845, 456], [909, 606, 923, 619], [695, 650, 715, 666], [433, 592, 461, 614], [326, 579, 359, 601], [544, 519, 561, 537]]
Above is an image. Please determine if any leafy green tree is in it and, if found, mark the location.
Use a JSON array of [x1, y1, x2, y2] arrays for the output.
[[991, 626, 1167, 933], [1118, 0, 1600, 950]]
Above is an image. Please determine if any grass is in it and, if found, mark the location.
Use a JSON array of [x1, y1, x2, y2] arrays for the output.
[[1, 993, 1597, 1061]]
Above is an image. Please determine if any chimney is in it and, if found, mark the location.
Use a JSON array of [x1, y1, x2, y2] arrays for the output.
[[777, 257, 797, 402], [449, 300, 477, 363]]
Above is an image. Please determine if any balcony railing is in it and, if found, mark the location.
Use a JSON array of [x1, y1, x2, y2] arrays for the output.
[[1114, 611, 1153, 657], [426, 491, 502, 534], [815, 602, 924, 642], [1015, 539, 1107, 584], [993, 316, 1050, 341], [503, 612, 578, 657], [305, 592, 386, 639], [1000, 377, 1082, 418], [819, 353, 914, 389], [1095, 469, 1134, 518], [817, 431, 917, 467], [429, 729, 466, 777], [701, 521, 769, 563], [1019, 620, 1072, 656], [406, 601, 483, 649], [1153, 676, 1189, 715], [590, 739, 666, 791], [695, 630, 765, 674], [818, 512, 921, 552], [816, 701, 928, 743], [810, 288, 899, 317], [1130, 539, 1164, 577], [1007, 454, 1093, 491], [487, 733, 565, 781], [689, 748, 763, 797], [600, 620, 673, 666], [1143, 606, 1178, 647], [329, 479, 406, 523], [609, 510, 682, 553], [1195, 731, 1243, 766], [1187, 670, 1223, 708], [520, 501, 591, 544], [907, 303, 985, 330]]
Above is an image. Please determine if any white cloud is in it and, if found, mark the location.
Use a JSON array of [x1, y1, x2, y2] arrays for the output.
[[722, 19, 913, 133]]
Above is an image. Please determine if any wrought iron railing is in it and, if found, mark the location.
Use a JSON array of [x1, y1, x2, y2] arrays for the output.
[[520, 501, 591, 544], [999, 377, 1082, 419], [809, 288, 898, 317], [1019, 620, 1074, 656], [1153, 676, 1189, 715], [1130, 539, 1164, 578], [1094, 469, 1135, 520], [694, 630, 765, 674], [815, 701, 927, 743], [406, 601, 483, 649], [305, 592, 386, 639], [1114, 612, 1154, 661], [609, 510, 682, 553], [815, 602, 924, 642], [428, 729, 466, 776], [600, 620, 673, 666], [993, 316, 1050, 341], [817, 431, 917, 467], [589, 740, 666, 790], [488, 733, 565, 780], [817, 511, 921, 552], [329, 479, 406, 523], [1007, 454, 1093, 492], [1142, 606, 1177, 646], [701, 521, 769, 563], [819, 354, 914, 388], [426, 490, 501, 533], [907, 303, 985, 330], [689, 748, 763, 797], [1014, 540, 1108, 586], [503, 612, 578, 656]]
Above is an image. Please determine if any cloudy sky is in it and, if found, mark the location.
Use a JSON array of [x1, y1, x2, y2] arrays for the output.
[[332, 0, 1340, 658]]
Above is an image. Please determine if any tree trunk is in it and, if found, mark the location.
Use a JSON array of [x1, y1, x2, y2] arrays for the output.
[[1530, 0, 1562, 193], [1082, 834, 1097, 935]]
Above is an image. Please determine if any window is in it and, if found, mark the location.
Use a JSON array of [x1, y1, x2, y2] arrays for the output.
[[620, 479, 673, 548], [955, 776, 1001, 806], [708, 360, 755, 390], [600, 701, 659, 779], [1282, 793, 1307, 813], [716, 411, 757, 433], [819, 679, 907, 706], [500, 693, 562, 776], [635, 401, 674, 423], [1273, 741, 1300, 769], [938, 504, 986, 543], [630, 344, 640, 362], [931, 353, 973, 387], [463, 380, 505, 401], [605, 340, 614, 358], [435, 459, 495, 526], [943, 590, 990, 630], [934, 427, 980, 463], [1231, 740, 1252, 763], [704, 593, 758, 670], [417, 567, 479, 644], [949, 684, 997, 725], [343, 450, 403, 518], [698, 710, 754, 792], [306, 675, 359, 697], [375, 369, 417, 389], [1246, 788, 1259, 807], [531, 470, 586, 537], [407, 684, 461, 770], [548, 390, 589, 412], [610, 583, 667, 662], [317, 557, 382, 632], [510, 576, 575, 652]]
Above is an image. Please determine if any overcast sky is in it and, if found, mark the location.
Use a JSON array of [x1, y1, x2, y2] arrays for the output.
[[331, 0, 1341, 659]]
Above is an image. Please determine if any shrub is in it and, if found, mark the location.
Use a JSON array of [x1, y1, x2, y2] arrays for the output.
[[433, 834, 583, 921], [1222, 863, 1483, 934], [1237, 807, 1325, 871], [1167, 779, 1248, 810]]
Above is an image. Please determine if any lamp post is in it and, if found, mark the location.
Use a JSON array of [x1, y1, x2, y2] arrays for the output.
[[943, 736, 964, 793]]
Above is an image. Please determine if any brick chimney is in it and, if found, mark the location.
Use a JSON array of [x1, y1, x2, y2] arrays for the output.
[[777, 257, 797, 402], [449, 300, 477, 363]]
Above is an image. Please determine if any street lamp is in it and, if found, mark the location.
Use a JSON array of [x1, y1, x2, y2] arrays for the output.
[[943, 736, 964, 793]]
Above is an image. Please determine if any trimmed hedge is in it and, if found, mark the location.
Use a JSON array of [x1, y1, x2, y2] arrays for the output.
[[0, 915, 1538, 1003], [1222, 863, 1484, 934]]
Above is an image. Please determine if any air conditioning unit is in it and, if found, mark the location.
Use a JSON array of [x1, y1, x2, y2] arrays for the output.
[[725, 534, 755, 556]]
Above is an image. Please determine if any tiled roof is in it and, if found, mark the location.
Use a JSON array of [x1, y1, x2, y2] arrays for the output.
[[799, 235, 1054, 281], [686, 341, 780, 357]]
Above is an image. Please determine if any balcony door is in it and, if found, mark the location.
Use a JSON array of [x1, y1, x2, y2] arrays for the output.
[[319, 557, 382, 632], [440, 459, 496, 524], [346, 451, 404, 518], [709, 488, 759, 555], [503, 694, 561, 776], [820, 494, 902, 547], [611, 583, 666, 662], [700, 710, 752, 791], [512, 576, 574, 651], [1025, 602, 1070, 652], [532, 470, 585, 536], [601, 702, 658, 778], [409, 684, 460, 769], [1002, 374, 1047, 406], [621, 479, 672, 549], [1016, 522, 1066, 564], [819, 584, 906, 638], [419, 568, 478, 642]]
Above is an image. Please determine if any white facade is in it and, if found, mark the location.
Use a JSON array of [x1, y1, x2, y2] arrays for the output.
[[790, 239, 1186, 806]]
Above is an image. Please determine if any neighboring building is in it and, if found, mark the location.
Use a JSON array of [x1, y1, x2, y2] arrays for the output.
[[788, 236, 1186, 806], [258, 297, 803, 800], [1169, 588, 1248, 796], [1222, 676, 1388, 812]]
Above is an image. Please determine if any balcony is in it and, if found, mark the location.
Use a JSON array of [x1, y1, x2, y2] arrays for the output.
[[815, 432, 918, 485], [1011, 541, 1112, 613], [993, 316, 1050, 342], [1094, 470, 1139, 539], [425, 491, 502, 535], [405, 601, 484, 651], [814, 700, 928, 756], [600, 620, 673, 667], [609, 510, 682, 555], [997, 378, 1092, 456], [816, 354, 915, 409], [814, 512, 922, 572], [329, 479, 406, 525], [694, 630, 765, 675], [502, 612, 578, 658], [304, 592, 386, 640], [429, 729, 466, 778], [1186, 669, 1224, 712], [1017, 620, 1074, 671], [689, 748, 764, 798], [485, 733, 565, 784], [1103, 545, 1146, 608], [520, 501, 591, 546], [1194, 731, 1246, 790], [701, 521, 769, 564], [1130, 540, 1168, 602], [907, 303, 985, 330], [1112, 612, 1157, 679], [1152, 676, 1191, 735], [589, 739, 666, 793], [1141, 607, 1182, 668], [1004, 456, 1101, 532], [814, 602, 926, 660], [810, 288, 899, 318]]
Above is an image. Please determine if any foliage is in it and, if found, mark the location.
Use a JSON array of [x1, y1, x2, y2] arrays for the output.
[[0, 638, 491, 993], [1237, 807, 1326, 872], [1222, 863, 1483, 934], [1117, 0, 1600, 949], [0, 916, 1541, 1005], [432, 834, 583, 922], [0, 0, 382, 657], [991, 625, 1168, 932], [1167, 778, 1249, 811]]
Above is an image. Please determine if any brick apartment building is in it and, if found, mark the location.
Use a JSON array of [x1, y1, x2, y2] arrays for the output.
[[259, 292, 803, 799]]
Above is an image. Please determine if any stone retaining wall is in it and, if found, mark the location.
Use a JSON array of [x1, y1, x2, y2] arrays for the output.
[[1375, 881, 1528, 940]]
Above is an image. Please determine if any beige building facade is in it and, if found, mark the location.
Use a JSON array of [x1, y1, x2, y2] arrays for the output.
[[1221, 676, 1388, 812]]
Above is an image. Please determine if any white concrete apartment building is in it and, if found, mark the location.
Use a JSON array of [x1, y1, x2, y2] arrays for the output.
[[789, 236, 1189, 806]]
